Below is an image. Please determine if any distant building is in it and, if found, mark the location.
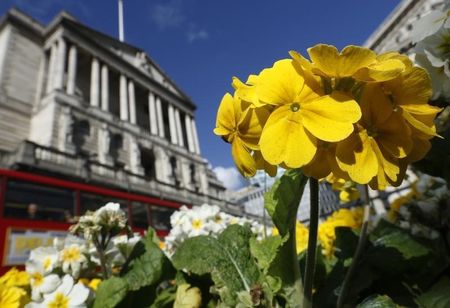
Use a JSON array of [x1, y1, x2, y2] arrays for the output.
[[0, 8, 234, 230]]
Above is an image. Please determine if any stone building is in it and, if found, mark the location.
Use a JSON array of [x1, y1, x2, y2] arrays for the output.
[[0, 8, 229, 215]]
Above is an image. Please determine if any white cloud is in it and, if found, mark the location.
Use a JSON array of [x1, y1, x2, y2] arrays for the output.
[[150, 0, 184, 30], [187, 25, 209, 43], [213, 166, 245, 191]]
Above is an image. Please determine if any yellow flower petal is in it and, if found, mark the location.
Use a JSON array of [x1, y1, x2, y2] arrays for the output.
[[406, 137, 431, 163], [308, 44, 376, 78], [303, 146, 332, 179], [385, 67, 432, 106], [301, 92, 361, 142], [254, 151, 277, 177], [256, 59, 306, 105], [214, 93, 237, 139], [259, 105, 317, 168], [238, 106, 270, 150], [401, 107, 438, 137], [336, 130, 378, 184], [377, 111, 412, 158], [354, 58, 405, 82], [231, 138, 256, 178]]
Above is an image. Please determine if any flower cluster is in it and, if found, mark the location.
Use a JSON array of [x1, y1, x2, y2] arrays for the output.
[[214, 44, 440, 190], [162, 204, 272, 256], [411, 3, 450, 100]]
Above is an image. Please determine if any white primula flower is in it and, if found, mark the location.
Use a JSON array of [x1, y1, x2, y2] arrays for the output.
[[93, 202, 127, 230], [113, 234, 141, 260], [59, 244, 88, 279], [26, 260, 61, 301], [415, 53, 450, 99], [39, 275, 90, 308], [410, 7, 450, 43], [29, 246, 59, 274]]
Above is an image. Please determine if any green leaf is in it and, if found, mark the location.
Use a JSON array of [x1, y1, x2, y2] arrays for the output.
[[371, 220, 430, 260], [264, 169, 308, 307], [264, 169, 308, 236], [416, 277, 450, 308], [334, 227, 359, 259], [93, 277, 129, 308], [94, 230, 175, 308], [250, 234, 287, 274], [357, 295, 399, 307], [172, 224, 262, 306]]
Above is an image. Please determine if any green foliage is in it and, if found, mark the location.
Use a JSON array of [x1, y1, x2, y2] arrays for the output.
[[172, 224, 264, 306], [264, 169, 308, 236], [250, 234, 287, 274], [357, 295, 399, 307], [264, 169, 308, 307], [93, 228, 175, 308], [416, 277, 450, 308]]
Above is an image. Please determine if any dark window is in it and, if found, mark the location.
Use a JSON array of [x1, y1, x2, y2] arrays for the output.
[[140, 148, 156, 179], [150, 206, 175, 231], [79, 193, 128, 217], [109, 70, 121, 118], [135, 85, 150, 131], [180, 112, 189, 150], [4, 180, 75, 222], [131, 202, 149, 229], [161, 100, 171, 141]]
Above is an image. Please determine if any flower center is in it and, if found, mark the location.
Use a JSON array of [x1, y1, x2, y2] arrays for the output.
[[191, 219, 203, 230], [61, 247, 81, 263], [43, 257, 52, 271], [48, 292, 69, 308], [32, 273, 43, 287], [290, 103, 300, 112]]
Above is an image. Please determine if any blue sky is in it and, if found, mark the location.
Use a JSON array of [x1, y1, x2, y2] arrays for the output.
[[0, 0, 399, 189]]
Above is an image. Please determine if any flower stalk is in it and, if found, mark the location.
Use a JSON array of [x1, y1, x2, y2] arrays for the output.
[[336, 185, 371, 308], [303, 178, 320, 308]]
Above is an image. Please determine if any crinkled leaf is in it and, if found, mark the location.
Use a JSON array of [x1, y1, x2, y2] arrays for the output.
[[93, 277, 129, 308], [250, 234, 287, 274], [357, 295, 399, 307], [172, 224, 262, 306], [416, 277, 450, 308]]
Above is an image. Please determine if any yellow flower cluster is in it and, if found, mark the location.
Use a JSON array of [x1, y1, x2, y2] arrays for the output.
[[318, 208, 363, 258], [273, 221, 309, 254], [214, 44, 440, 189], [0, 268, 30, 308]]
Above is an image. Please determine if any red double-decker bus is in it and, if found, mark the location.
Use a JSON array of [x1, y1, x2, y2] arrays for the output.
[[0, 169, 183, 272]]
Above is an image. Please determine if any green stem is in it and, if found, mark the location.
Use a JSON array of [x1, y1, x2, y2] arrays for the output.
[[303, 178, 319, 308], [336, 185, 371, 308]]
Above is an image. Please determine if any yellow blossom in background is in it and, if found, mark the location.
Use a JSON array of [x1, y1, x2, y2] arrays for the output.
[[294, 222, 309, 254], [0, 286, 29, 308], [174, 284, 202, 308], [89, 278, 102, 291], [387, 190, 416, 222], [0, 268, 30, 288], [318, 208, 363, 258], [326, 174, 360, 203]]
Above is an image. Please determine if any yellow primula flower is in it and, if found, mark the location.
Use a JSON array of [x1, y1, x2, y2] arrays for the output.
[[256, 59, 361, 169], [174, 284, 202, 308], [381, 65, 441, 138], [326, 174, 360, 203], [336, 84, 413, 187], [272, 221, 309, 254], [214, 92, 270, 177], [232, 76, 264, 108], [303, 142, 344, 180], [307, 44, 405, 82], [0, 287, 29, 308], [0, 268, 30, 288]]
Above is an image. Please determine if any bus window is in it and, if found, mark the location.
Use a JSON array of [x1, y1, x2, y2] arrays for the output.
[[131, 202, 150, 229], [79, 193, 128, 217], [149, 206, 174, 231], [4, 180, 75, 222]]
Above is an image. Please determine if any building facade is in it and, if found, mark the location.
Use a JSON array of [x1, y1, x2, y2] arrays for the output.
[[0, 8, 231, 220]]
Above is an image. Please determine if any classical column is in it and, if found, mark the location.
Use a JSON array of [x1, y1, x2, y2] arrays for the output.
[[119, 74, 128, 121], [66, 45, 77, 95], [101, 65, 109, 111], [168, 104, 178, 144], [45, 43, 57, 94], [174, 109, 184, 147], [191, 117, 201, 154], [156, 96, 164, 138], [128, 80, 137, 124], [53, 38, 66, 90], [185, 114, 195, 153], [148, 92, 158, 135], [90, 58, 100, 107]]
